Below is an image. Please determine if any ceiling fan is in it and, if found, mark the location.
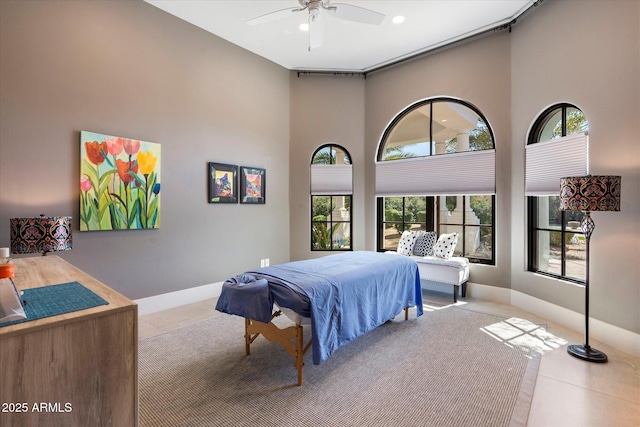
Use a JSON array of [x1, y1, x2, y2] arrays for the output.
[[247, 0, 385, 51]]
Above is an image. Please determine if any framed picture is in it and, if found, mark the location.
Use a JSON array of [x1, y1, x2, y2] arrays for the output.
[[240, 166, 266, 204], [208, 162, 238, 203], [80, 131, 161, 231]]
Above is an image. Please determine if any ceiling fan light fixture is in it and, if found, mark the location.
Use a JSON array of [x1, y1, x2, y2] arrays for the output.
[[248, 0, 386, 51]]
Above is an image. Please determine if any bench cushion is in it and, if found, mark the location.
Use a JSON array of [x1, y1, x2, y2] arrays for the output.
[[410, 255, 470, 286]]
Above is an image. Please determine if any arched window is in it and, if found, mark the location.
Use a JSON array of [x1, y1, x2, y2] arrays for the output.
[[526, 103, 589, 282], [310, 144, 352, 251], [375, 98, 495, 264]]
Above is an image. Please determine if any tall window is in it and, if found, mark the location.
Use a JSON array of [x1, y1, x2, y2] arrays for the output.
[[527, 103, 588, 282], [310, 144, 352, 251], [375, 98, 495, 264]]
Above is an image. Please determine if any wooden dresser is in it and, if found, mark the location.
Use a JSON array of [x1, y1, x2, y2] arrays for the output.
[[0, 256, 138, 427]]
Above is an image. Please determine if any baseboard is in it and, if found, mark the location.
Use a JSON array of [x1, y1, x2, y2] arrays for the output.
[[510, 291, 640, 359], [465, 281, 512, 304], [134, 281, 224, 316], [135, 280, 639, 358]]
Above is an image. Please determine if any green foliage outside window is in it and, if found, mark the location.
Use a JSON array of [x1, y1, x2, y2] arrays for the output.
[[383, 145, 416, 160], [469, 196, 492, 225], [311, 196, 351, 250], [312, 215, 340, 250], [445, 119, 493, 152]]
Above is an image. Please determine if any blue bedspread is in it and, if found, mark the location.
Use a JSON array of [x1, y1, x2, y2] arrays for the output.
[[216, 251, 422, 365]]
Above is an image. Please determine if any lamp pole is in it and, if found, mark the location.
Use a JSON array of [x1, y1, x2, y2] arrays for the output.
[[567, 211, 607, 363]]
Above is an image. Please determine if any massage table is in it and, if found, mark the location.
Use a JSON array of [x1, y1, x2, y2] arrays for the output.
[[215, 251, 422, 385]]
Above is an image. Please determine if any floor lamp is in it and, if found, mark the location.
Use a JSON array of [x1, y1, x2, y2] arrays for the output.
[[559, 175, 621, 363]]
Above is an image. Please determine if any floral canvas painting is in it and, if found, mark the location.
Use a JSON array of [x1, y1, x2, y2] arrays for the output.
[[80, 131, 161, 231]]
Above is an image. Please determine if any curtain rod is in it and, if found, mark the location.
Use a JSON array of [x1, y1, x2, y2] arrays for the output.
[[296, 71, 365, 78]]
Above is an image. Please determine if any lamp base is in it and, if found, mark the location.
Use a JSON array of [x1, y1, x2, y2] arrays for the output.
[[567, 344, 608, 363]]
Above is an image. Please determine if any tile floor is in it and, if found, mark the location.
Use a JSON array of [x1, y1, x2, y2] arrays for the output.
[[139, 294, 640, 427]]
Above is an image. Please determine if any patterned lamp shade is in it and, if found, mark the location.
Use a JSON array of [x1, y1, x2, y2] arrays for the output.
[[10, 215, 73, 255], [559, 175, 621, 212]]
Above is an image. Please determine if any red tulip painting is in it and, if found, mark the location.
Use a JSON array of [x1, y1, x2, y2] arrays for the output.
[[80, 131, 161, 230]]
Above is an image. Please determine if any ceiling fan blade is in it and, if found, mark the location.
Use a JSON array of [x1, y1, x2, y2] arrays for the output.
[[247, 7, 302, 26], [329, 3, 385, 25], [309, 13, 324, 50]]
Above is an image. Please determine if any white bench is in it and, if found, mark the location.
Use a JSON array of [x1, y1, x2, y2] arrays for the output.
[[387, 252, 470, 302], [410, 255, 470, 302]]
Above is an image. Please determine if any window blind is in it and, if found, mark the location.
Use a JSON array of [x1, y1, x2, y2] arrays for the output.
[[310, 164, 353, 195], [525, 132, 589, 196], [375, 149, 495, 196]]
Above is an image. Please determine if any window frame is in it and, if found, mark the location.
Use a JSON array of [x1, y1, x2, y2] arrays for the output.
[[527, 103, 587, 284], [311, 194, 352, 251], [375, 97, 495, 265], [377, 97, 495, 161], [310, 144, 353, 252]]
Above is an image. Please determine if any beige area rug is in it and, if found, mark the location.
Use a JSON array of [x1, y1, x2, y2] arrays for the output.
[[139, 306, 541, 427]]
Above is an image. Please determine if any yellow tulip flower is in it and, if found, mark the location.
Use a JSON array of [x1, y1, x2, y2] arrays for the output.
[[138, 151, 157, 175]]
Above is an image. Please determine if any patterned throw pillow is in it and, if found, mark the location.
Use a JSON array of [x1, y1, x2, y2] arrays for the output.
[[397, 230, 419, 256], [412, 231, 437, 257], [434, 232, 458, 259]]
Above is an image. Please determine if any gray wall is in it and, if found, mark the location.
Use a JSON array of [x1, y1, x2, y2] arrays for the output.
[[1, 0, 638, 335], [289, 0, 639, 335], [0, 0, 291, 299], [363, 32, 513, 290], [510, 0, 640, 333], [289, 74, 366, 260]]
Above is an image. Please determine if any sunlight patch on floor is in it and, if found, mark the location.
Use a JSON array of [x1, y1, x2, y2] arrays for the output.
[[481, 317, 568, 355]]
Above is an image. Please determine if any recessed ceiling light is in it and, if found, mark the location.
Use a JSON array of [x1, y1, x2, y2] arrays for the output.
[[392, 15, 405, 24], [299, 22, 309, 32]]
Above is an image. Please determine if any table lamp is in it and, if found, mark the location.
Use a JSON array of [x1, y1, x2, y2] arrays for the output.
[[10, 215, 73, 256]]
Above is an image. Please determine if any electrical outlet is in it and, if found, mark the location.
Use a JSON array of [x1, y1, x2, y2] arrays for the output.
[[260, 259, 265, 268], [265, 258, 270, 266]]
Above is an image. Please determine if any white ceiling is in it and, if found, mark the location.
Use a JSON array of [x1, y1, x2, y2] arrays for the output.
[[145, 0, 540, 73]]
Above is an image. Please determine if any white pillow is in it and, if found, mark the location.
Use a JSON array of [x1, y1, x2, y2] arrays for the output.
[[412, 231, 437, 257], [397, 230, 419, 256], [434, 232, 458, 259]]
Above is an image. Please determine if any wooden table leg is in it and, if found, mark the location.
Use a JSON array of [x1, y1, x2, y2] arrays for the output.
[[295, 324, 304, 386], [244, 318, 251, 355]]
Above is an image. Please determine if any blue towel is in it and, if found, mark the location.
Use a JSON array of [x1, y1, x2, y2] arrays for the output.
[[215, 274, 272, 323]]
